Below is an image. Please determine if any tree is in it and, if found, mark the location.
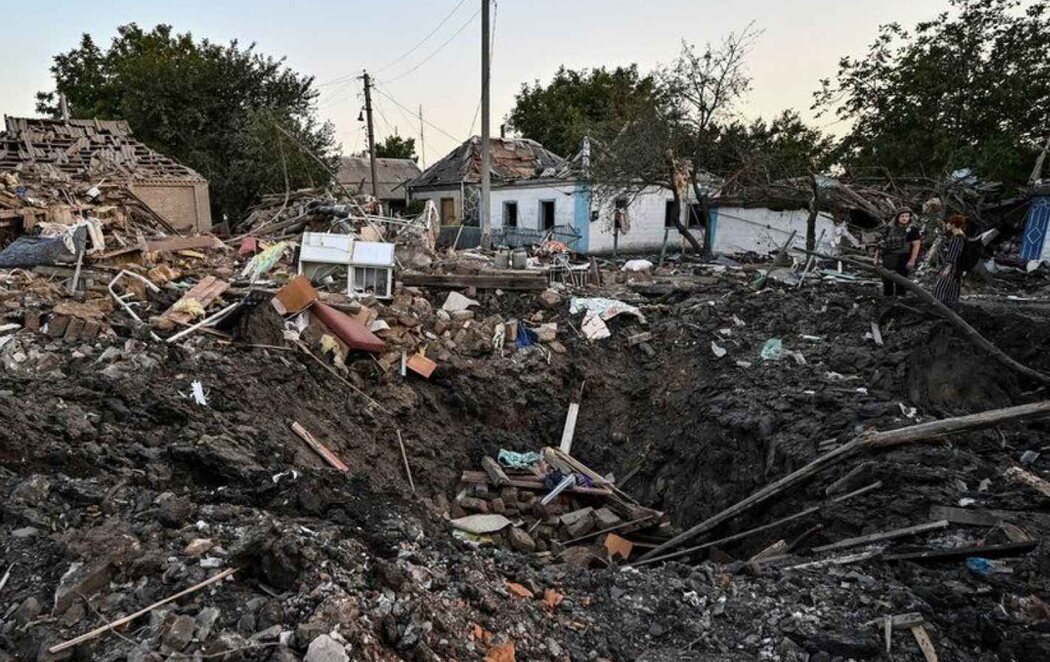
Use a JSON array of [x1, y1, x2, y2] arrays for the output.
[[36, 24, 338, 225], [374, 134, 417, 161], [589, 30, 761, 255], [507, 65, 660, 157], [815, 0, 1050, 187]]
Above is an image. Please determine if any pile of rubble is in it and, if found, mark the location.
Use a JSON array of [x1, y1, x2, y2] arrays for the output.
[[450, 448, 667, 562]]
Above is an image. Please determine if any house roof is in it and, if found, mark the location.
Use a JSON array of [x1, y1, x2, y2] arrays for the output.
[[0, 116, 206, 183], [337, 156, 421, 200], [408, 136, 567, 189]]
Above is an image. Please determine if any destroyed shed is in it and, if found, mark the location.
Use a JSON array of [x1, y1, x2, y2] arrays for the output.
[[0, 116, 212, 233], [336, 155, 421, 214]]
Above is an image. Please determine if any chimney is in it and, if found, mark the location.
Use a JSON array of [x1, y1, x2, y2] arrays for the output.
[[500, 123, 506, 139], [59, 94, 70, 123]]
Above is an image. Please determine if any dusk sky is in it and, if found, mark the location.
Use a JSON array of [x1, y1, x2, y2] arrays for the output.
[[2, 0, 949, 166]]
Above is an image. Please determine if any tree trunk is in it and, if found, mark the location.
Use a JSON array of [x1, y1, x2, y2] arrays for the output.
[[670, 168, 703, 253], [689, 176, 713, 257]]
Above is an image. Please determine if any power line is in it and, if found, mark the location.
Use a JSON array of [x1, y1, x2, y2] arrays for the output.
[[374, 0, 470, 75], [381, 6, 480, 84], [373, 83, 462, 143]]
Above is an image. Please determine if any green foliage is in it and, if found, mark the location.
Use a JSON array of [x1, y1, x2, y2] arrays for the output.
[[36, 23, 338, 224], [714, 110, 836, 182], [507, 65, 661, 158], [815, 0, 1050, 186], [375, 134, 417, 161]]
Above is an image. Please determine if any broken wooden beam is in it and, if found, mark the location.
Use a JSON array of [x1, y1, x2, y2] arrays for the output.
[[559, 402, 580, 454], [1004, 466, 1050, 498], [911, 625, 939, 662], [290, 421, 349, 472], [811, 520, 949, 554], [637, 401, 1050, 562], [883, 540, 1038, 563], [49, 568, 236, 653], [481, 456, 510, 487], [400, 271, 548, 291]]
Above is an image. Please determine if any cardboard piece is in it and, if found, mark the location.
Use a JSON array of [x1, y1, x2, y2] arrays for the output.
[[271, 275, 318, 315]]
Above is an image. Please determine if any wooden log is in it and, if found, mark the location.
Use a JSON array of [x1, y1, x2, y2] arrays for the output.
[[49, 568, 236, 653], [637, 401, 1050, 562], [792, 248, 1050, 385], [811, 520, 948, 554], [1004, 466, 1050, 498]]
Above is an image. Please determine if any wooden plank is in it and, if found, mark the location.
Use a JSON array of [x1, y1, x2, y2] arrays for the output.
[[146, 235, 222, 253], [559, 403, 580, 454], [930, 505, 1050, 527], [749, 539, 787, 562], [910, 625, 939, 662], [883, 540, 1038, 563], [812, 520, 948, 554], [290, 421, 349, 472], [870, 321, 884, 346], [928, 505, 1000, 527], [159, 276, 230, 328], [400, 271, 547, 291]]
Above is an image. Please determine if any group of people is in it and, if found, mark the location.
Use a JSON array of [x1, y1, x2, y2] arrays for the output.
[[873, 208, 970, 307]]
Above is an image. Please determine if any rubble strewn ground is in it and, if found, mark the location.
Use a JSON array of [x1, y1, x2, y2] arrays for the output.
[[2, 183, 1050, 660]]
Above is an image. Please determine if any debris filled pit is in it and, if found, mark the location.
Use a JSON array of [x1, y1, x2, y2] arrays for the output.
[[3, 271, 1050, 661]]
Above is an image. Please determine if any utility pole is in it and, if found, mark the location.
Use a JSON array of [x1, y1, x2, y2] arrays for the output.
[[361, 70, 379, 200], [480, 0, 491, 246], [418, 104, 426, 170]]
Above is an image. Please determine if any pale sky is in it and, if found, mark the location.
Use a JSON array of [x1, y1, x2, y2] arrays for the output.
[[1, 0, 949, 166]]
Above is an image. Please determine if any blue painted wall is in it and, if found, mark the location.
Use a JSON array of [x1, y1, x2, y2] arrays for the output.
[[573, 183, 591, 253]]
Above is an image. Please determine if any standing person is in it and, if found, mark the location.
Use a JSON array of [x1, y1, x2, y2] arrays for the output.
[[874, 209, 922, 296], [933, 214, 967, 308]]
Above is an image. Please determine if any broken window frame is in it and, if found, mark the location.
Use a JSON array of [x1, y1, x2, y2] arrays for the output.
[[503, 201, 518, 228], [539, 199, 556, 231]]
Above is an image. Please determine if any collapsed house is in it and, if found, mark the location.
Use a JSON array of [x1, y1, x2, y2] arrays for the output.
[[336, 155, 421, 214], [0, 116, 212, 232]]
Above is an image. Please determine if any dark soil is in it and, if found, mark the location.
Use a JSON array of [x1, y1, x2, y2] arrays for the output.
[[2, 269, 1050, 661]]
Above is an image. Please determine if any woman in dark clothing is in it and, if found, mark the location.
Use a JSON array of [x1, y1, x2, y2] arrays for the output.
[[874, 209, 922, 296], [933, 214, 967, 308]]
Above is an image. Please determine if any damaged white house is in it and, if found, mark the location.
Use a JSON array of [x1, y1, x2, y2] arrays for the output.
[[408, 136, 840, 256]]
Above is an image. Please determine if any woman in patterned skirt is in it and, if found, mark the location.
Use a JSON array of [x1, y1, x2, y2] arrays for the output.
[[933, 214, 967, 308]]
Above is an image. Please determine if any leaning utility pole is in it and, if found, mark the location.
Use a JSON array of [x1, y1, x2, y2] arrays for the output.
[[479, 0, 492, 246], [418, 104, 426, 169], [361, 70, 379, 200]]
